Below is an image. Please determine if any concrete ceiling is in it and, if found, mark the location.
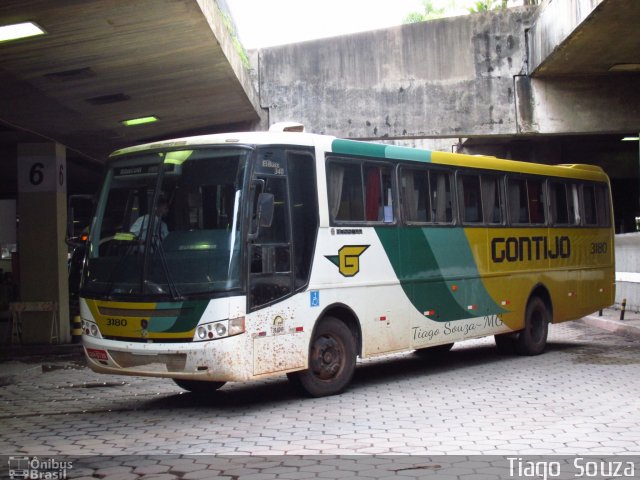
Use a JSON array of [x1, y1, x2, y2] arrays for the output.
[[531, 0, 640, 76], [0, 0, 262, 167], [0, 0, 636, 180]]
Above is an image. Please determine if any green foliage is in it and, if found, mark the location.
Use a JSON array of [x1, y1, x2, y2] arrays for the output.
[[403, 0, 515, 24], [403, 0, 449, 23], [468, 0, 509, 13], [221, 11, 250, 69]]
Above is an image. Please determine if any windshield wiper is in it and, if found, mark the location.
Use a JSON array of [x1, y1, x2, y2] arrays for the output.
[[103, 233, 144, 299], [150, 234, 183, 301]]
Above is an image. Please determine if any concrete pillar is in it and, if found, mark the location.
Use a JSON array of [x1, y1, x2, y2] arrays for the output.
[[17, 143, 70, 344]]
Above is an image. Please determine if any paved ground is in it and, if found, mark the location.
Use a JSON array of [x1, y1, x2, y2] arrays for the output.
[[0, 310, 639, 478]]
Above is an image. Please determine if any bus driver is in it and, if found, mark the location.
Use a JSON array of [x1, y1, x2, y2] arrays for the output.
[[129, 199, 169, 241]]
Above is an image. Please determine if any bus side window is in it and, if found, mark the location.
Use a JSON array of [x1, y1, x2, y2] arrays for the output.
[[400, 168, 430, 223], [595, 184, 610, 226], [328, 159, 393, 223], [430, 171, 453, 223], [364, 163, 393, 222], [583, 184, 598, 225], [527, 179, 545, 224], [508, 178, 529, 224], [458, 173, 483, 224], [550, 182, 569, 225], [481, 175, 502, 224], [329, 162, 364, 221]]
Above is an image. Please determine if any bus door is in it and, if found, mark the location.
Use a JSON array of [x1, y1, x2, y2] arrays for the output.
[[248, 150, 293, 311], [248, 148, 318, 375], [248, 149, 318, 310]]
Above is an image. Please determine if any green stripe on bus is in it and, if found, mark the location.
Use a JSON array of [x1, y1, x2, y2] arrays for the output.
[[375, 227, 505, 322], [384, 145, 431, 162], [332, 139, 431, 162], [151, 300, 209, 333], [332, 139, 387, 158]]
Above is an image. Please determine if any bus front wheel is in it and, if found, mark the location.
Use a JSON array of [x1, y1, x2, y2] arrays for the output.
[[173, 378, 226, 393], [288, 316, 356, 397]]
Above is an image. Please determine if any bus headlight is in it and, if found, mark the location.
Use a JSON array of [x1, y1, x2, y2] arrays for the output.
[[215, 323, 227, 337], [193, 317, 245, 342], [196, 326, 208, 340], [82, 319, 103, 339]]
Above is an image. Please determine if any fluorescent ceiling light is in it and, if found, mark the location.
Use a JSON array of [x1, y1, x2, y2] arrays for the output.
[[121, 116, 159, 127], [622, 136, 639, 142], [0, 22, 46, 43]]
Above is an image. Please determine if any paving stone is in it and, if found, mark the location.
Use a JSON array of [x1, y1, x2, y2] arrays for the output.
[[0, 321, 638, 468]]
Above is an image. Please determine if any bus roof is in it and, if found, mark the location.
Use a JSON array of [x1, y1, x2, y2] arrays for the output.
[[110, 131, 608, 183]]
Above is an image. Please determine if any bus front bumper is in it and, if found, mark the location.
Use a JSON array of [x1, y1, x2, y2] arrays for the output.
[[82, 334, 252, 382]]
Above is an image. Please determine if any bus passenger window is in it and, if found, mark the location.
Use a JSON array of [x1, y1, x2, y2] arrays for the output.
[[431, 171, 453, 223], [550, 182, 569, 225], [508, 178, 528, 224], [328, 160, 393, 223], [364, 163, 393, 222], [330, 163, 363, 221], [481, 175, 502, 224], [595, 184, 610, 226], [527, 180, 545, 224], [459, 174, 483, 224], [583, 185, 598, 226], [400, 169, 430, 222]]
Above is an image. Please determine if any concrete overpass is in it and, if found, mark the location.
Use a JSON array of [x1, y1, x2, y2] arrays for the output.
[[258, 0, 639, 140], [256, 0, 640, 231]]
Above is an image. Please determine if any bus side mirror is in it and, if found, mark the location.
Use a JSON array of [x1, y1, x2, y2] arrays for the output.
[[257, 193, 274, 228], [248, 192, 274, 241]]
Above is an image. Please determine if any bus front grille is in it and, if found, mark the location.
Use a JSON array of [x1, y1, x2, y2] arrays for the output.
[[108, 351, 187, 372]]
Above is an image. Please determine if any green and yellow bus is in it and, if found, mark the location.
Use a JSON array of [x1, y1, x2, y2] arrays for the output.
[[80, 126, 614, 397]]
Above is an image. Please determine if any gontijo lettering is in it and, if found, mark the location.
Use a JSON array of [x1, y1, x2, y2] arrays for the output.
[[491, 236, 570, 263]]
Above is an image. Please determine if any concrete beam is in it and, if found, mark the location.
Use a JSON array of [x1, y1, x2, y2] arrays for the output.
[[257, 3, 639, 141], [527, 0, 604, 75], [515, 75, 640, 134], [258, 7, 537, 140], [527, 0, 640, 77]]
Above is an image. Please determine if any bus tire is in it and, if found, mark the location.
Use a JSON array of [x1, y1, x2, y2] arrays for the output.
[[494, 332, 517, 355], [288, 316, 356, 397], [173, 378, 226, 393], [415, 342, 454, 359], [515, 296, 549, 356]]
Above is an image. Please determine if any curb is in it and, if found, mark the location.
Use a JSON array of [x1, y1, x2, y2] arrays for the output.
[[579, 315, 640, 340]]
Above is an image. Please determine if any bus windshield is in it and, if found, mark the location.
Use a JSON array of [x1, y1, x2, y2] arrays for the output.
[[82, 147, 250, 299]]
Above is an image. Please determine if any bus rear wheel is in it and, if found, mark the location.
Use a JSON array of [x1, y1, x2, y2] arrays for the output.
[[173, 378, 226, 393], [495, 296, 549, 356], [288, 316, 356, 397], [515, 296, 549, 356]]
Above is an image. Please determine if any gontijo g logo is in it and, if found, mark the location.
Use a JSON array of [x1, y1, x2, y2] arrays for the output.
[[325, 245, 369, 277]]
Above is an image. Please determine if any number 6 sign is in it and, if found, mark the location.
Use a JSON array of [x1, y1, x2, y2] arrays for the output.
[[18, 145, 66, 193]]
